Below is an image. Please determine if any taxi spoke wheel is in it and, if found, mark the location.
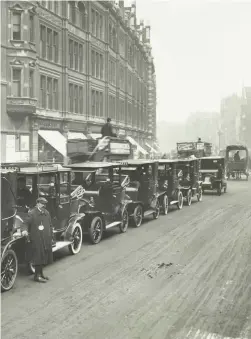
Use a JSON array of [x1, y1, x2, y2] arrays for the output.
[[133, 205, 143, 227], [197, 187, 202, 202], [186, 189, 192, 206], [162, 195, 169, 215], [177, 192, 183, 210], [1, 249, 18, 292], [153, 200, 160, 219], [69, 223, 82, 254], [119, 209, 129, 233], [89, 217, 103, 244]]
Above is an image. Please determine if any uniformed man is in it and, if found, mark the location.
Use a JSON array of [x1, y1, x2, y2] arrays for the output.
[[22, 197, 53, 283]]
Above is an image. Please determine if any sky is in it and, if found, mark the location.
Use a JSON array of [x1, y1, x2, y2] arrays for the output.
[[126, 0, 251, 122]]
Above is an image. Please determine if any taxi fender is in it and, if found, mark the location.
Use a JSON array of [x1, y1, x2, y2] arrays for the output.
[[64, 213, 85, 239]]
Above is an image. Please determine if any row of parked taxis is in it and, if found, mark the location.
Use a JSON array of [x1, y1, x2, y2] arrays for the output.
[[1, 138, 228, 292]]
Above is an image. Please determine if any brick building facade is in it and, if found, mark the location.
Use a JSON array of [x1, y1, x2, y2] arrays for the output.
[[1, 0, 157, 163]]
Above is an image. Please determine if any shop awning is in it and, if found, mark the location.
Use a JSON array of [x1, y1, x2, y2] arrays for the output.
[[68, 132, 87, 140], [38, 130, 66, 157], [145, 142, 158, 154], [90, 133, 102, 139], [126, 136, 148, 155]]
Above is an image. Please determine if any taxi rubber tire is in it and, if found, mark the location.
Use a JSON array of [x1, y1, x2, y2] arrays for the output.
[[186, 189, 192, 206], [132, 205, 143, 227], [177, 191, 183, 210], [69, 223, 82, 254], [119, 209, 129, 233], [162, 195, 169, 215], [153, 200, 160, 219], [89, 216, 103, 244], [1, 249, 18, 292]]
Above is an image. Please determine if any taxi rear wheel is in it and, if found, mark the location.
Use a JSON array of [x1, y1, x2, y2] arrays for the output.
[[89, 217, 103, 244], [1, 249, 18, 292], [132, 205, 143, 227], [69, 223, 82, 254], [119, 209, 129, 233], [153, 200, 160, 219]]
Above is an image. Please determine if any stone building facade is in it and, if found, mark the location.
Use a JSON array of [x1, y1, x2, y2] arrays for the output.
[[1, 0, 157, 163]]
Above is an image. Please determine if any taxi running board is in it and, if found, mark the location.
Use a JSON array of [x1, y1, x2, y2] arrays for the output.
[[144, 209, 155, 216], [170, 201, 178, 205], [106, 221, 122, 229], [52, 241, 72, 252]]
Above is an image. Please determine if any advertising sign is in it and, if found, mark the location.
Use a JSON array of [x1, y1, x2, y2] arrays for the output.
[[177, 142, 195, 152], [110, 142, 131, 155]]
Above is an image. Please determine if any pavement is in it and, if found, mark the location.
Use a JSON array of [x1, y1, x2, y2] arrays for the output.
[[2, 180, 251, 339]]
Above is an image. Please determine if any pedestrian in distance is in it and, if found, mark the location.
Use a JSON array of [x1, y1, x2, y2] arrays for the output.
[[101, 117, 117, 138], [22, 197, 53, 283]]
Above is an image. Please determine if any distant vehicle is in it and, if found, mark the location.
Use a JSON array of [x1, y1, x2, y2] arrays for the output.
[[157, 159, 184, 213], [67, 136, 133, 163], [175, 158, 203, 205], [119, 160, 160, 226], [200, 156, 227, 195], [226, 145, 249, 180], [177, 139, 212, 159]]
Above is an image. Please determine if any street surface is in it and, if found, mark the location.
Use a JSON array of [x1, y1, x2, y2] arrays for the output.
[[2, 180, 251, 339]]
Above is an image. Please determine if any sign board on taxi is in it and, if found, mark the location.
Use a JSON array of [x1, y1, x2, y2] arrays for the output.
[[110, 142, 131, 155]]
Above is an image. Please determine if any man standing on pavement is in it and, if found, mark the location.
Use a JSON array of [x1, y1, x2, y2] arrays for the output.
[[22, 197, 53, 283], [101, 117, 117, 138]]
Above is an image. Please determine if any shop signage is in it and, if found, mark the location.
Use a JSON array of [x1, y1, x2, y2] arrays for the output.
[[110, 142, 131, 155], [36, 119, 61, 130]]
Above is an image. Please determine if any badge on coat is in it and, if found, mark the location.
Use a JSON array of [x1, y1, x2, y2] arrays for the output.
[[38, 224, 44, 231]]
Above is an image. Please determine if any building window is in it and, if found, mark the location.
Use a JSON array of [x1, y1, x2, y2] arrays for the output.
[[69, 83, 83, 114], [12, 12, 21, 40], [119, 65, 125, 90], [40, 75, 46, 108], [40, 25, 59, 63], [91, 8, 103, 39], [69, 40, 74, 68], [79, 44, 83, 72], [69, 39, 84, 72], [53, 79, 58, 110], [91, 89, 103, 117], [53, 32, 59, 63], [47, 28, 53, 61], [29, 15, 34, 42], [47, 77, 53, 109], [78, 2, 86, 30], [109, 60, 116, 85], [40, 75, 58, 110], [91, 50, 104, 79], [109, 95, 116, 120], [12, 68, 21, 97], [79, 87, 83, 114], [128, 102, 132, 125], [54, 1, 58, 15], [40, 25, 46, 58], [128, 72, 132, 95], [68, 1, 76, 25], [29, 70, 34, 98]]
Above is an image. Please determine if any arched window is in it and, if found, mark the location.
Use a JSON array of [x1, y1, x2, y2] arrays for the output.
[[78, 2, 86, 30], [68, 1, 76, 24]]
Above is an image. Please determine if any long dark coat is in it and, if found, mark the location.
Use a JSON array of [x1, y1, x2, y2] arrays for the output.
[[22, 207, 53, 266]]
